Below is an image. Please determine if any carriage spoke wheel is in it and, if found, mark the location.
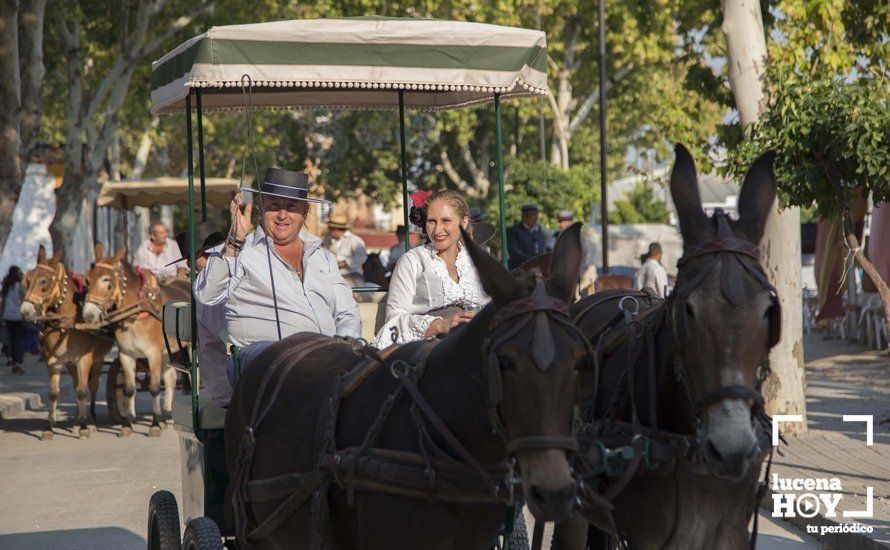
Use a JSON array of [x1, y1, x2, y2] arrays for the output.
[[105, 360, 127, 426], [147, 490, 181, 550], [182, 517, 223, 550]]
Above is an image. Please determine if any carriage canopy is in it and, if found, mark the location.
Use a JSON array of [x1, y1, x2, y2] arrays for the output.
[[97, 177, 241, 209], [150, 17, 549, 113]]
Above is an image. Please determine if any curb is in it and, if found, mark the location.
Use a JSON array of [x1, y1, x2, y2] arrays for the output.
[[762, 490, 888, 550], [0, 391, 44, 419]]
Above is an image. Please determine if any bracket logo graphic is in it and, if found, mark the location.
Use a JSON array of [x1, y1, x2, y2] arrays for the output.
[[770, 414, 874, 534]]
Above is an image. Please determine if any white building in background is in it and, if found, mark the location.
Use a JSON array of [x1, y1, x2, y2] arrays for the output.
[[605, 167, 740, 224], [0, 164, 56, 276]]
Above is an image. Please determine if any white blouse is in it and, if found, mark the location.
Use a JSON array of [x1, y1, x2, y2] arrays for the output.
[[372, 243, 489, 348]]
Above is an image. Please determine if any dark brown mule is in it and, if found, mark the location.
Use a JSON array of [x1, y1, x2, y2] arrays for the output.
[[20, 246, 113, 440], [557, 144, 781, 549], [225, 225, 591, 549], [82, 244, 190, 437]]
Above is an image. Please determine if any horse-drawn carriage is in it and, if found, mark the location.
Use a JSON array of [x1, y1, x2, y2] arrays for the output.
[[95, 177, 241, 428], [140, 16, 783, 550]]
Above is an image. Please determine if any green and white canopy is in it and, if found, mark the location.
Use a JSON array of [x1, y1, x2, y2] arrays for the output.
[[150, 17, 548, 113]]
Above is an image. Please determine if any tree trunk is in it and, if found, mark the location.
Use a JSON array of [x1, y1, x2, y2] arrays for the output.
[[844, 213, 890, 350], [0, 0, 22, 251], [722, 0, 806, 433], [50, 172, 85, 259]]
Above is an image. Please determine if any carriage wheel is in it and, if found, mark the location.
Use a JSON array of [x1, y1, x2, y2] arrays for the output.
[[147, 490, 181, 550], [181, 517, 223, 550], [105, 361, 127, 426]]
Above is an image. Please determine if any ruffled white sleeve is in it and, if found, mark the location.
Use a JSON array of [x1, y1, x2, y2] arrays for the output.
[[372, 252, 435, 348]]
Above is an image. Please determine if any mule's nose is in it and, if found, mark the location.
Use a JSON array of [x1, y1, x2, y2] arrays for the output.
[[703, 438, 759, 481], [526, 482, 576, 522]]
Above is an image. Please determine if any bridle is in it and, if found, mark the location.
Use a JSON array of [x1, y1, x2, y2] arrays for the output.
[[668, 213, 781, 425], [483, 287, 596, 458], [22, 263, 70, 322], [84, 261, 129, 319]]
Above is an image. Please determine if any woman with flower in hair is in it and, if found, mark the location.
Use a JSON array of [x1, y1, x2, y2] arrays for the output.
[[372, 189, 489, 348]]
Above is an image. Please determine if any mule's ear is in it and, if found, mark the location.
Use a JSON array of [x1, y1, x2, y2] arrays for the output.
[[50, 248, 64, 265], [113, 245, 126, 262], [94, 242, 104, 261], [546, 222, 583, 303], [461, 227, 523, 308], [37, 245, 47, 264], [735, 151, 777, 245], [670, 143, 708, 241]]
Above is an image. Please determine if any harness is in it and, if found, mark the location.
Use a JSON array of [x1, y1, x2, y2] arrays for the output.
[[22, 263, 75, 329], [81, 262, 164, 329], [572, 212, 781, 549], [231, 293, 592, 548]]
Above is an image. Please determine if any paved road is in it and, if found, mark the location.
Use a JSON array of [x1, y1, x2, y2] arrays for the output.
[[0, 357, 822, 549]]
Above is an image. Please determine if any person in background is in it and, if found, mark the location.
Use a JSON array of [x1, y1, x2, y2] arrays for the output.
[[169, 221, 231, 406], [133, 221, 188, 278], [635, 242, 669, 298], [324, 213, 368, 287], [506, 203, 549, 269], [385, 225, 409, 271], [556, 210, 574, 232], [1, 266, 26, 374]]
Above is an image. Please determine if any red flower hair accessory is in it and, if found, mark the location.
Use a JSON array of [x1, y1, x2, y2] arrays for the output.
[[410, 189, 434, 208]]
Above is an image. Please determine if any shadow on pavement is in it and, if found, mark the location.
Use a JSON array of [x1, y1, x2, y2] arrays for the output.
[[0, 527, 144, 549]]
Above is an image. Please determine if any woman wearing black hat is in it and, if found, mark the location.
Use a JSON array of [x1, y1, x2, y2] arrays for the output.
[[195, 168, 361, 371]]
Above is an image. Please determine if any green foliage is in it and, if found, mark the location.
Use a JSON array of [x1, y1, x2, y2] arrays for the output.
[[491, 157, 599, 229], [608, 181, 670, 224], [725, 68, 889, 220]]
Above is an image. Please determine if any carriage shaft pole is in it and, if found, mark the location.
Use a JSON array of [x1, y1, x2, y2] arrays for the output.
[[186, 92, 199, 426], [495, 94, 508, 267], [398, 91, 411, 252]]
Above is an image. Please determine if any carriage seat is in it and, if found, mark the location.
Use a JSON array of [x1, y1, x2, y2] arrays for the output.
[[357, 293, 388, 342], [162, 301, 192, 343], [172, 393, 227, 431]]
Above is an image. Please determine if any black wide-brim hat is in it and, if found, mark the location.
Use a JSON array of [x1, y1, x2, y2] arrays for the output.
[[242, 167, 330, 204], [166, 221, 226, 266]]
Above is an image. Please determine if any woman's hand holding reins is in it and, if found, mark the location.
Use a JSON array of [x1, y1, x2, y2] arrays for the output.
[[424, 311, 475, 337]]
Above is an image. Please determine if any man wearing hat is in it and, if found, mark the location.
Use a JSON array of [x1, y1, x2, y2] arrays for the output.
[[169, 221, 231, 406], [323, 213, 368, 285], [195, 168, 361, 372], [506, 204, 549, 270]]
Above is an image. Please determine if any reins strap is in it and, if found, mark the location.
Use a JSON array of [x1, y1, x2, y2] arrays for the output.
[[397, 371, 495, 486], [246, 470, 324, 542]]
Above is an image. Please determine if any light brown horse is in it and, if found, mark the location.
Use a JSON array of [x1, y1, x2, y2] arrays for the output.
[[20, 246, 113, 440], [82, 243, 190, 437]]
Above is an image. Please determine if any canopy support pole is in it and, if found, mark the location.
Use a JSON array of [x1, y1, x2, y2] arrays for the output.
[[599, 0, 609, 275], [196, 88, 208, 221], [185, 92, 199, 428], [495, 93, 508, 267], [398, 91, 411, 252]]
